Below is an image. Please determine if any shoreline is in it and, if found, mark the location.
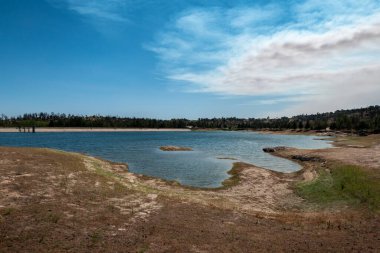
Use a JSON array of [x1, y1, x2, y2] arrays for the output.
[[0, 132, 377, 192], [0, 127, 191, 133], [0, 127, 357, 136], [2, 141, 378, 211], [1, 143, 378, 204], [1, 135, 379, 251]]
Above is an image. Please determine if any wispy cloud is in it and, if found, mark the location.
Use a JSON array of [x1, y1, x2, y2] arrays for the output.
[[46, 0, 138, 36], [47, 0, 131, 31], [66, 0, 128, 22], [149, 0, 380, 115]]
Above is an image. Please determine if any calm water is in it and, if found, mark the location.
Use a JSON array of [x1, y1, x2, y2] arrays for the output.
[[0, 131, 331, 187]]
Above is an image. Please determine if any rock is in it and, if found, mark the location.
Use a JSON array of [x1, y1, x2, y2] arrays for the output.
[[291, 155, 324, 162], [159, 146, 193, 151], [262, 146, 288, 153], [262, 147, 275, 153]]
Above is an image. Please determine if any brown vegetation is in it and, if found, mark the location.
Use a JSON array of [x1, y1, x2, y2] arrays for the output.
[[1, 135, 380, 252]]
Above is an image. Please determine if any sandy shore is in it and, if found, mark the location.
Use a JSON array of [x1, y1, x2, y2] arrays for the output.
[[0, 127, 190, 133]]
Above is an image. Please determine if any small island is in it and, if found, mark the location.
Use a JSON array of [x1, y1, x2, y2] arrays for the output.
[[159, 146, 193, 151]]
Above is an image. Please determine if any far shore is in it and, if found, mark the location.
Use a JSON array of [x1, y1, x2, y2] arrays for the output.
[[0, 127, 191, 133]]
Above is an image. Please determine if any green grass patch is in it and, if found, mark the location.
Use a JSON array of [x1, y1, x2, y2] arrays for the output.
[[297, 164, 380, 210], [221, 163, 245, 188]]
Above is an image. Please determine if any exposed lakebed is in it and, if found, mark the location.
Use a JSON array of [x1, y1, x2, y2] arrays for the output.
[[0, 131, 331, 187]]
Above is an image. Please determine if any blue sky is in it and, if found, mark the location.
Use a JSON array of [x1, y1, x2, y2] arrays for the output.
[[1, 0, 380, 119]]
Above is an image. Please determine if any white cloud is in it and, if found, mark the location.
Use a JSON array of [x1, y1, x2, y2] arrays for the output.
[[150, 0, 380, 115], [227, 4, 283, 29], [46, 0, 136, 35], [47, 0, 130, 23], [67, 0, 128, 22]]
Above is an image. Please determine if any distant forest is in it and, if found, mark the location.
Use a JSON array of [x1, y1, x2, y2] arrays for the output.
[[1, 105, 380, 133]]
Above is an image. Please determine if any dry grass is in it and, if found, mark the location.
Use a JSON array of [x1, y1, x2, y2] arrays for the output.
[[332, 134, 380, 148], [1, 146, 380, 252]]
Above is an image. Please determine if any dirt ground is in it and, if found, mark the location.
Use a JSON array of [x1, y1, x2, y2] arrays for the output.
[[1, 135, 380, 252]]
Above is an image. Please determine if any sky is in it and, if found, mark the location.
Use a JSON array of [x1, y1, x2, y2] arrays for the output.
[[1, 0, 380, 119]]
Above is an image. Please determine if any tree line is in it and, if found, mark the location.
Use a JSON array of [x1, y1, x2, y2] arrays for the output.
[[1, 105, 380, 133]]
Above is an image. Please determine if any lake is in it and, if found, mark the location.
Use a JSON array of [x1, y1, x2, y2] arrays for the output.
[[0, 131, 331, 188]]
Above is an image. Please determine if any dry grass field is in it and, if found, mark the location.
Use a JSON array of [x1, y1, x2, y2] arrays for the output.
[[1, 135, 379, 252]]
